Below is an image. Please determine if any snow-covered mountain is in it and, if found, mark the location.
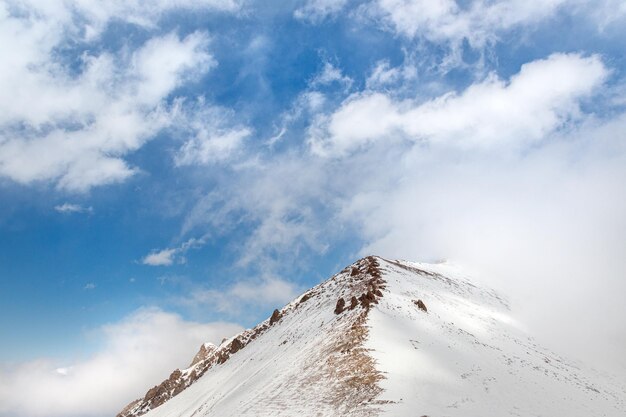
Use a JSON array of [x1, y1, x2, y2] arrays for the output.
[[117, 256, 625, 417]]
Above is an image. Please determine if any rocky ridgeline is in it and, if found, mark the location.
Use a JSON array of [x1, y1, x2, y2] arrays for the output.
[[117, 256, 387, 417], [117, 309, 287, 417], [334, 256, 386, 314]]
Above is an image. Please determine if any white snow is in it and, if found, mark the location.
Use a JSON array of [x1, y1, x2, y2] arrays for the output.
[[138, 257, 625, 417], [367, 260, 625, 416]]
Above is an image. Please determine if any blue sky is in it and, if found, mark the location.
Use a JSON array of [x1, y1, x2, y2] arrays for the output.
[[1, 1, 626, 416]]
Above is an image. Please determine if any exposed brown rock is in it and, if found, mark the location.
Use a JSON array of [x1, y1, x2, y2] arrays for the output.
[[140, 368, 185, 412], [334, 297, 346, 314], [270, 309, 282, 325], [350, 259, 386, 310], [116, 399, 141, 417], [350, 266, 360, 276], [350, 296, 359, 310], [169, 369, 182, 381], [230, 338, 244, 354], [359, 293, 370, 309], [189, 343, 216, 367], [363, 256, 382, 278], [414, 299, 428, 312], [217, 351, 229, 364], [172, 384, 186, 396], [367, 290, 379, 302]]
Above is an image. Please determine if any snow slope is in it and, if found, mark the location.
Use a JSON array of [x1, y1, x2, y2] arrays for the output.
[[366, 259, 625, 416], [119, 256, 625, 417]]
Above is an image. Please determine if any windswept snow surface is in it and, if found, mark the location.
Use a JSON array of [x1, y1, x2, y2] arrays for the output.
[[366, 259, 625, 416], [136, 257, 625, 417]]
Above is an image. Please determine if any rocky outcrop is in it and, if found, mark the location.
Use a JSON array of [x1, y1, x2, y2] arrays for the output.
[[189, 343, 217, 367], [413, 299, 428, 312], [334, 297, 346, 314], [229, 338, 244, 354], [348, 256, 386, 310], [133, 369, 186, 415], [270, 309, 282, 325]]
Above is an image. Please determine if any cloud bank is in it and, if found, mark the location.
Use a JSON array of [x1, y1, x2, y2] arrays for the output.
[[0, 308, 242, 417]]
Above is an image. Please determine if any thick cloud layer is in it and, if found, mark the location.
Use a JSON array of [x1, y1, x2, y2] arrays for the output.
[[0, 308, 242, 417]]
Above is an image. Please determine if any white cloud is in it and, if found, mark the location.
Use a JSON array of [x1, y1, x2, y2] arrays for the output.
[[309, 53, 608, 155], [365, 59, 417, 90], [0, 27, 213, 191], [142, 248, 178, 266], [362, 0, 626, 58], [334, 112, 626, 373], [587, 0, 626, 27], [180, 276, 302, 315], [0, 0, 246, 192], [294, 0, 349, 22], [264, 59, 354, 149], [181, 153, 332, 270], [368, 0, 568, 47], [310, 61, 353, 88], [54, 203, 93, 214], [4, 0, 243, 37], [83, 283, 96, 290], [142, 238, 205, 266], [230, 277, 298, 303], [0, 308, 242, 417], [175, 126, 252, 166]]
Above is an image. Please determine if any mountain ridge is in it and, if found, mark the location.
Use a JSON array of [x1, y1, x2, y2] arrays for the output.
[[118, 256, 387, 417], [117, 256, 626, 417]]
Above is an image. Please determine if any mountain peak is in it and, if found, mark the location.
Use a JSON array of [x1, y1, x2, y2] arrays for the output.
[[117, 256, 625, 417], [189, 343, 218, 368]]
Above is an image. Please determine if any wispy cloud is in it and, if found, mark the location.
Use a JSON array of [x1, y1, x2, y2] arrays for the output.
[[142, 238, 205, 266], [310, 61, 353, 89], [294, 0, 349, 22], [365, 0, 569, 48], [177, 275, 302, 316], [54, 203, 93, 214]]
